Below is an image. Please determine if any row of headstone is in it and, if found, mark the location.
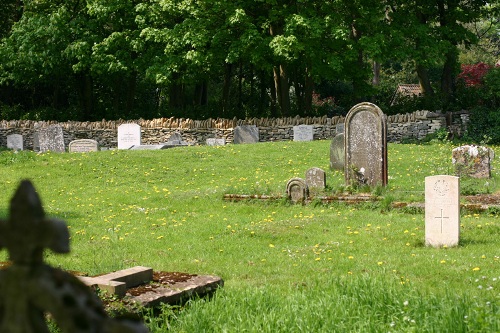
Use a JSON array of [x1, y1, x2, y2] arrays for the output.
[[286, 167, 327, 203]]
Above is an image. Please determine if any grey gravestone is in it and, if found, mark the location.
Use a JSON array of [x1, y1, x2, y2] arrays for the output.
[[425, 175, 460, 247], [305, 167, 326, 190], [233, 125, 259, 144], [68, 139, 99, 153], [37, 125, 65, 153], [206, 138, 226, 146], [7, 134, 23, 151], [117, 123, 141, 149], [286, 178, 309, 204], [344, 102, 387, 186], [335, 123, 345, 135], [293, 125, 314, 141], [452, 145, 494, 179], [330, 133, 344, 170]]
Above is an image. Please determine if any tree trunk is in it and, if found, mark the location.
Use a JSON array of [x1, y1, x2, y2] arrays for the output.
[[416, 64, 434, 97], [304, 67, 313, 115], [76, 73, 93, 120], [273, 65, 290, 116], [221, 63, 232, 116], [372, 61, 380, 86], [126, 74, 136, 115]]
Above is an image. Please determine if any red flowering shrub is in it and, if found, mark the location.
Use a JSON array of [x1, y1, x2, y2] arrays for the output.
[[458, 62, 492, 87]]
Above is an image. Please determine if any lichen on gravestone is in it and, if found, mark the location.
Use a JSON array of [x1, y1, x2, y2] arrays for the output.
[[0, 180, 148, 333]]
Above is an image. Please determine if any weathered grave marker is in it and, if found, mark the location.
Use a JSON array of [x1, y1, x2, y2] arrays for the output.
[[118, 123, 141, 149], [7, 134, 23, 151], [233, 125, 259, 144], [452, 145, 494, 178], [305, 167, 326, 190], [293, 125, 314, 141], [330, 133, 345, 170], [344, 102, 387, 186], [37, 125, 66, 153], [68, 139, 99, 153], [425, 175, 460, 247], [206, 138, 226, 146], [286, 178, 309, 204], [335, 123, 345, 135]]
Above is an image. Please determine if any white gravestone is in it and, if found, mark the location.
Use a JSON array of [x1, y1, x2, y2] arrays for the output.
[[117, 123, 141, 149], [206, 138, 226, 146], [293, 125, 314, 141], [425, 175, 460, 247], [7, 134, 23, 151], [69, 139, 99, 153]]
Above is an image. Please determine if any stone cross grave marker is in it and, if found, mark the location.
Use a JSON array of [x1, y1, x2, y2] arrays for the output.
[[7, 134, 23, 151], [37, 125, 66, 153], [293, 125, 314, 141], [344, 102, 387, 186], [233, 125, 259, 144], [330, 133, 345, 170], [425, 175, 460, 247], [305, 167, 326, 191], [68, 139, 99, 153], [117, 123, 141, 149], [286, 178, 309, 204]]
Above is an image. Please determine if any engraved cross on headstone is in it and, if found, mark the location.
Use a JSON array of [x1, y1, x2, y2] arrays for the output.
[[0, 180, 147, 333], [435, 209, 449, 233]]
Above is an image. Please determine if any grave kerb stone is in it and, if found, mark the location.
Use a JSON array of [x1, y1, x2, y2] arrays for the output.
[[425, 175, 460, 247]]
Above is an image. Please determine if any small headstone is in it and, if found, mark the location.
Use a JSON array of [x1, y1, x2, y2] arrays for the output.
[[7, 134, 23, 151], [37, 125, 65, 153], [452, 145, 494, 178], [286, 178, 309, 204], [344, 102, 387, 186], [330, 133, 345, 170], [305, 167, 326, 190], [117, 123, 141, 149], [68, 139, 99, 153], [206, 138, 226, 146], [335, 123, 345, 135], [293, 125, 314, 141], [425, 175, 460, 247], [233, 125, 259, 144]]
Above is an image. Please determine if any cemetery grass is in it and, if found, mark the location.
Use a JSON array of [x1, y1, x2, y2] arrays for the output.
[[0, 141, 499, 332]]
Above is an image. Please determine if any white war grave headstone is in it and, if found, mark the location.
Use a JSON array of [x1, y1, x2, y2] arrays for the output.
[[344, 102, 387, 186], [7, 134, 23, 151], [37, 125, 66, 153], [293, 125, 314, 141], [233, 125, 259, 144], [69, 139, 99, 153], [425, 175, 460, 247], [117, 123, 141, 149]]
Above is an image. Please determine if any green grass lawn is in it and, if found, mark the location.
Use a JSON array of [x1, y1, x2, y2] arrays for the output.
[[0, 140, 499, 332]]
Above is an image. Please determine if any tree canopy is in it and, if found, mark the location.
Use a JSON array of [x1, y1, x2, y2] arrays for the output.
[[0, 0, 497, 121]]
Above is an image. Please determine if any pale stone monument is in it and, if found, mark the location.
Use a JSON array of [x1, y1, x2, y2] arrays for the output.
[[452, 145, 494, 178], [233, 125, 259, 144], [7, 134, 23, 151], [293, 125, 314, 141], [344, 102, 387, 186], [206, 138, 226, 146], [118, 123, 141, 149], [305, 167, 326, 190], [286, 178, 308, 204], [425, 175, 460, 247], [69, 139, 99, 152], [330, 133, 344, 170], [36, 125, 65, 153]]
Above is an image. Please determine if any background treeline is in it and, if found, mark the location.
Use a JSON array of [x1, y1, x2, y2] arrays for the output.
[[0, 0, 499, 123]]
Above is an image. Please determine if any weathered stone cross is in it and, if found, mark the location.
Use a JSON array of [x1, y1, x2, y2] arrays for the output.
[[0, 180, 147, 333]]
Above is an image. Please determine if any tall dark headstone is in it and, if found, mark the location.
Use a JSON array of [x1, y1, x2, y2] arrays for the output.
[[344, 102, 387, 186], [330, 133, 345, 170]]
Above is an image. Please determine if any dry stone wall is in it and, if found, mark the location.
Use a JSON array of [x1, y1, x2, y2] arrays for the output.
[[0, 111, 468, 150]]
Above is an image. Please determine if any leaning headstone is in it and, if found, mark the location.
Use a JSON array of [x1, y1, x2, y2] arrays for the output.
[[425, 175, 460, 247], [37, 125, 65, 153], [68, 139, 99, 153], [305, 167, 326, 190], [330, 133, 345, 170], [286, 178, 309, 204], [7, 134, 23, 151], [206, 138, 226, 146], [118, 123, 141, 149], [452, 145, 494, 178], [233, 125, 259, 144], [293, 125, 314, 141], [344, 102, 387, 186]]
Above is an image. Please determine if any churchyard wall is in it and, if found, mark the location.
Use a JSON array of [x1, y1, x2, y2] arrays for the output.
[[0, 110, 469, 150]]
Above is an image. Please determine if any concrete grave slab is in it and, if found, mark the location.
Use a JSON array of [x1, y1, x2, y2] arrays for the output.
[[425, 175, 460, 247]]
